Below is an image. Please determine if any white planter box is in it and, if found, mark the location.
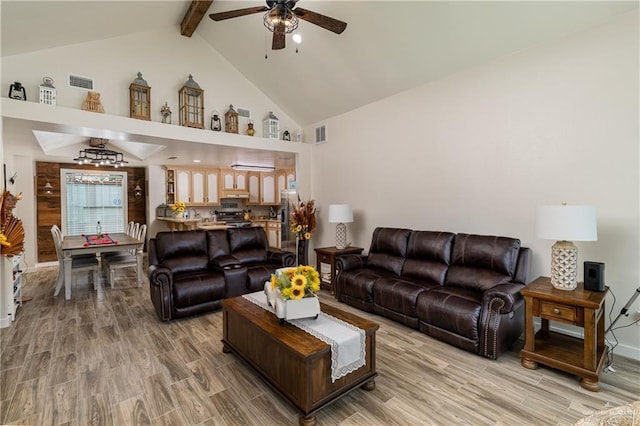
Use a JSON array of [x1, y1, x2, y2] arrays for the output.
[[264, 281, 320, 322]]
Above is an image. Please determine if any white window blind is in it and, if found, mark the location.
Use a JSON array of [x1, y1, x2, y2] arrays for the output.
[[61, 169, 128, 236]]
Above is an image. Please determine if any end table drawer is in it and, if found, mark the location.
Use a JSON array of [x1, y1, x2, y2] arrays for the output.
[[541, 302, 577, 324], [317, 252, 331, 264]]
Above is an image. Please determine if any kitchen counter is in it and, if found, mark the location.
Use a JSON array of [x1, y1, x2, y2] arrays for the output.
[[157, 217, 201, 231]]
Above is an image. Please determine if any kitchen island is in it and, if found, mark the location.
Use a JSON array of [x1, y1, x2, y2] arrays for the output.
[[156, 217, 201, 231]]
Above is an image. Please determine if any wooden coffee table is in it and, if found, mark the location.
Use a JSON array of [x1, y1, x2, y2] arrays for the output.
[[221, 296, 379, 426]]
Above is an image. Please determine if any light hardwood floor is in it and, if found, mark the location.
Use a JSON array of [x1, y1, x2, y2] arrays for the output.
[[1, 265, 638, 425]]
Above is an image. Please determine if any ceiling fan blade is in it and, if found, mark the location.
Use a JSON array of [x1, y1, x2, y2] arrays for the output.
[[272, 24, 285, 50], [293, 7, 347, 34], [209, 6, 268, 21]]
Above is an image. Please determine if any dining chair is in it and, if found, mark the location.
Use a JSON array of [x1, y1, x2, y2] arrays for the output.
[[100, 221, 136, 276], [103, 224, 146, 289], [51, 225, 101, 296]]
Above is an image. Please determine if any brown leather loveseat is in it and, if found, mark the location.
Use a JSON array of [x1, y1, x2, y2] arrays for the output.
[[336, 227, 531, 359], [148, 227, 295, 321]]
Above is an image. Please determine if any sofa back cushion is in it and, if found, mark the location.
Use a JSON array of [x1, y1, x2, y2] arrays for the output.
[[155, 230, 209, 274], [445, 233, 521, 291], [402, 231, 455, 285], [367, 228, 411, 276], [228, 227, 269, 264], [206, 229, 231, 260]]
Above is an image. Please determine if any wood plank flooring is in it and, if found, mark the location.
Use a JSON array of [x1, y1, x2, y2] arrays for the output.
[[1, 265, 638, 425]]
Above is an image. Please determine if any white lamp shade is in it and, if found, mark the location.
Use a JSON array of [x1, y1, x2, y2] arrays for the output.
[[536, 205, 597, 241], [328, 204, 353, 224]]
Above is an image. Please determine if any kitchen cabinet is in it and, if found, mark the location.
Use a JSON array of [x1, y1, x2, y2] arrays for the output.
[[277, 168, 296, 194], [176, 169, 191, 203], [260, 173, 277, 205], [221, 170, 247, 191], [166, 169, 176, 205], [266, 220, 281, 248], [248, 173, 260, 204], [167, 167, 219, 205]]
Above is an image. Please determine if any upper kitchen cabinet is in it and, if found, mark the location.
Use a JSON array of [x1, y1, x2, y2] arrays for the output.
[[260, 172, 277, 205], [168, 167, 220, 205], [220, 169, 249, 198], [248, 172, 260, 205], [277, 168, 296, 194]]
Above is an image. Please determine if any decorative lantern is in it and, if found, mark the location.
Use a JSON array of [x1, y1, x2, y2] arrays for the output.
[[8, 81, 26, 101], [179, 74, 204, 129], [282, 130, 291, 141], [39, 77, 56, 106], [263, 111, 279, 139], [225, 104, 239, 134], [160, 102, 172, 124], [210, 111, 222, 131], [129, 72, 151, 120], [247, 120, 255, 136]]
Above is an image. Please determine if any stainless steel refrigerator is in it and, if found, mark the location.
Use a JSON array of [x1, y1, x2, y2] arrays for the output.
[[280, 189, 298, 254]]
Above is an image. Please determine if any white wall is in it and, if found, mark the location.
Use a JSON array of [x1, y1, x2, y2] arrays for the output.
[[309, 12, 639, 358]]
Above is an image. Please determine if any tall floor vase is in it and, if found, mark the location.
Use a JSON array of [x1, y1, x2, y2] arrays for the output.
[[297, 238, 309, 265]]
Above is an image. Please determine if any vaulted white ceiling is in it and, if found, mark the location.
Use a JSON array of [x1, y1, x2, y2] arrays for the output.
[[3, 1, 637, 127]]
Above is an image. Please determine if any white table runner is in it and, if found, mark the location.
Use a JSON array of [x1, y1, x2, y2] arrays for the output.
[[243, 291, 366, 382]]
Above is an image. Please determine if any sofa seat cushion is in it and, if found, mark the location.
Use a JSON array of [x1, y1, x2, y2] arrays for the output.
[[373, 277, 437, 318], [173, 272, 226, 309], [415, 287, 482, 341], [338, 267, 393, 304], [163, 255, 209, 275]]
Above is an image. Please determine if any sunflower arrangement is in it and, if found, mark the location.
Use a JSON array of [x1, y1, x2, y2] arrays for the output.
[[290, 197, 316, 240], [270, 265, 321, 300], [171, 201, 186, 214]]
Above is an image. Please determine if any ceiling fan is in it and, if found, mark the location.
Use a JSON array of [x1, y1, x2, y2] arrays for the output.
[[209, 0, 347, 50]]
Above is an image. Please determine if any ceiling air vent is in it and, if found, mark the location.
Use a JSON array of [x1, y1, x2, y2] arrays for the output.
[[68, 74, 94, 90], [315, 124, 327, 144], [237, 107, 251, 119]]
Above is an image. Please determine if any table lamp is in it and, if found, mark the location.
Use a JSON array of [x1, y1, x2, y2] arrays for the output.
[[536, 204, 597, 290], [328, 204, 353, 249]]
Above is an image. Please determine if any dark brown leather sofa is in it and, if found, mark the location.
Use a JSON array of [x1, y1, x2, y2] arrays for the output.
[[336, 227, 531, 359], [148, 227, 295, 321]]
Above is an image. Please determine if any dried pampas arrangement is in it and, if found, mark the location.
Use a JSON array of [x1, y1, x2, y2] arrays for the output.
[[1, 189, 25, 257]]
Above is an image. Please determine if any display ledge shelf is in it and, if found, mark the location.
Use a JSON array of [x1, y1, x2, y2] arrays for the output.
[[2, 98, 310, 156]]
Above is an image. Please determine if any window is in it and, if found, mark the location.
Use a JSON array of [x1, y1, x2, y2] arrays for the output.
[[61, 169, 128, 235]]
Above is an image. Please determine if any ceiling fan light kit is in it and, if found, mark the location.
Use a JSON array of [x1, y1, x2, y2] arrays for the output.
[[209, 0, 347, 51]]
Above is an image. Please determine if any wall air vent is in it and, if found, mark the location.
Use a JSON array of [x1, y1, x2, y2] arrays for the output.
[[315, 124, 327, 144], [237, 107, 251, 119], [68, 74, 94, 90]]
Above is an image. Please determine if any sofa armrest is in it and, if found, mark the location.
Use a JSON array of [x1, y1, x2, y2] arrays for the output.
[[148, 264, 174, 321], [267, 249, 296, 267], [482, 282, 524, 314], [336, 254, 367, 272]]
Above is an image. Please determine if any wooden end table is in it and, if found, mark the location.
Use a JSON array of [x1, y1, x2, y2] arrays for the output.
[[314, 246, 364, 295], [520, 276, 609, 391]]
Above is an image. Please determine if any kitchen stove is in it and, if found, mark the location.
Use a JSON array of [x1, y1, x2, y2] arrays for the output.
[[214, 210, 252, 227]]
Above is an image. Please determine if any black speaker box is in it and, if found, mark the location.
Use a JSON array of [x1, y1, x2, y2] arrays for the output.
[[584, 261, 605, 291]]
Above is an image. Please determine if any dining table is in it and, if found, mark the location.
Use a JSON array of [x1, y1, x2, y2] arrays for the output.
[[60, 232, 144, 300]]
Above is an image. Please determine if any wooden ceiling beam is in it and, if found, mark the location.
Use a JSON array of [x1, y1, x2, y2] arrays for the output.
[[180, 0, 214, 37]]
